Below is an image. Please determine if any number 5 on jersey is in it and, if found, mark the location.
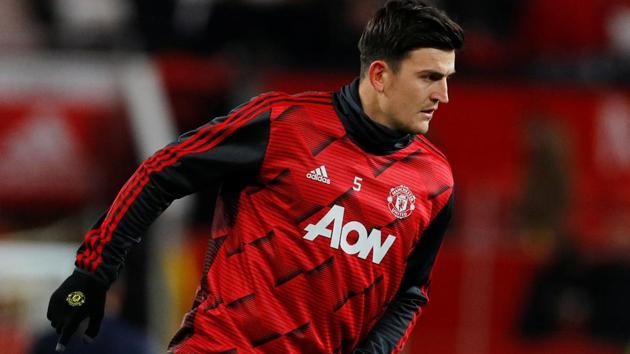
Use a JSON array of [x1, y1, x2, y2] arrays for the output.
[[353, 176, 363, 191]]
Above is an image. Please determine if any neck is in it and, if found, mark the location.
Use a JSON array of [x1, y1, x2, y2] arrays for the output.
[[332, 78, 413, 155], [358, 78, 394, 130]]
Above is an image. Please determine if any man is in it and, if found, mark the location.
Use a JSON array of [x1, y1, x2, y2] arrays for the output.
[[47, 1, 464, 353]]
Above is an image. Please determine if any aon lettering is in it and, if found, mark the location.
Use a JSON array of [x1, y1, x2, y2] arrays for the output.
[[303, 205, 396, 264]]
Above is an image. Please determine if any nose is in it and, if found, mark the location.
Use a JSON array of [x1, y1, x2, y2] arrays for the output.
[[431, 79, 449, 104]]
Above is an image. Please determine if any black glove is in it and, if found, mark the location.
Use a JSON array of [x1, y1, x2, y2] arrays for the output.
[[47, 270, 107, 352]]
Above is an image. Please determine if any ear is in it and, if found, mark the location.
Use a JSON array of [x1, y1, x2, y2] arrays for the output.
[[368, 60, 388, 93]]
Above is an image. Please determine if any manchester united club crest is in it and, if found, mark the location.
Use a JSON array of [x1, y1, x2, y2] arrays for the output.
[[387, 185, 416, 219]]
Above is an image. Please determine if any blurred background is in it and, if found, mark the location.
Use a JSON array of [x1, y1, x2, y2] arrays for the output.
[[0, 0, 629, 353]]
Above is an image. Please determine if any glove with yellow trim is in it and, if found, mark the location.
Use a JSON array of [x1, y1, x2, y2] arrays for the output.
[[47, 270, 107, 352]]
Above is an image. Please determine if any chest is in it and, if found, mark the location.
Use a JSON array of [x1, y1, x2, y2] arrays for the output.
[[259, 124, 441, 253]]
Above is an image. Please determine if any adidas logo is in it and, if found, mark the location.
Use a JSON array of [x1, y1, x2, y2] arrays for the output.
[[306, 165, 331, 184]]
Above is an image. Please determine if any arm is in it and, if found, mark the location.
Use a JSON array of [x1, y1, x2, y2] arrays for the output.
[[76, 95, 274, 286], [353, 193, 454, 354], [47, 93, 276, 350]]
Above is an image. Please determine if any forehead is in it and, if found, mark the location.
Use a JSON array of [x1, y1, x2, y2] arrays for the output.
[[400, 48, 456, 74]]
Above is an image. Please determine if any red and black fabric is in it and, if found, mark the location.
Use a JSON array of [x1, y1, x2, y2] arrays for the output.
[[70, 81, 454, 353], [75, 93, 277, 285]]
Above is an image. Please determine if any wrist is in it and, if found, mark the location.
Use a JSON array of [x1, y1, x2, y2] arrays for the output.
[[72, 268, 109, 290]]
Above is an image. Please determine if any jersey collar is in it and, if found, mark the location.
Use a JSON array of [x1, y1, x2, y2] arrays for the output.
[[333, 78, 413, 155]]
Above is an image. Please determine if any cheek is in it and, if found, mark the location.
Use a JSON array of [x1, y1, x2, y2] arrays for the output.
[[403, 82, 423, 101], [389, 82, 421, 117], [401, 88, 420, 111]]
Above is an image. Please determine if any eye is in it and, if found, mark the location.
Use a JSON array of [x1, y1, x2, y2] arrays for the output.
[[420, 72, 444, 82]]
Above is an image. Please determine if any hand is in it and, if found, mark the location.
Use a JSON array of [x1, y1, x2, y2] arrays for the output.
[[46, 270, 107, 352]]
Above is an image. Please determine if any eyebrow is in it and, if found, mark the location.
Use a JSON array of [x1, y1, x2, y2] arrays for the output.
[[418, 70, 456, 79]]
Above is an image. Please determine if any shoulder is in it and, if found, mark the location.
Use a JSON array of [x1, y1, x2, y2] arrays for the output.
[[250, 91, 334, 120], [415, 135, 450, 166], [250, 91, 333, 104], [412, 135, 454, 184]]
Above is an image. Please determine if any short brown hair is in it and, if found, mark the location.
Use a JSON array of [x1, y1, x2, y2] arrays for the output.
[[358, 0, 464, 78]]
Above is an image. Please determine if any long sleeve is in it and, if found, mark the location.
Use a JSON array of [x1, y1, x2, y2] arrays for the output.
[[75, 93, 277, 286], [353, 193, 454, 354]]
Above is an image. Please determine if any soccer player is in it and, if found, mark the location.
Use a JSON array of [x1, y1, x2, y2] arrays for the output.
[[46, 1, 464, 353]]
